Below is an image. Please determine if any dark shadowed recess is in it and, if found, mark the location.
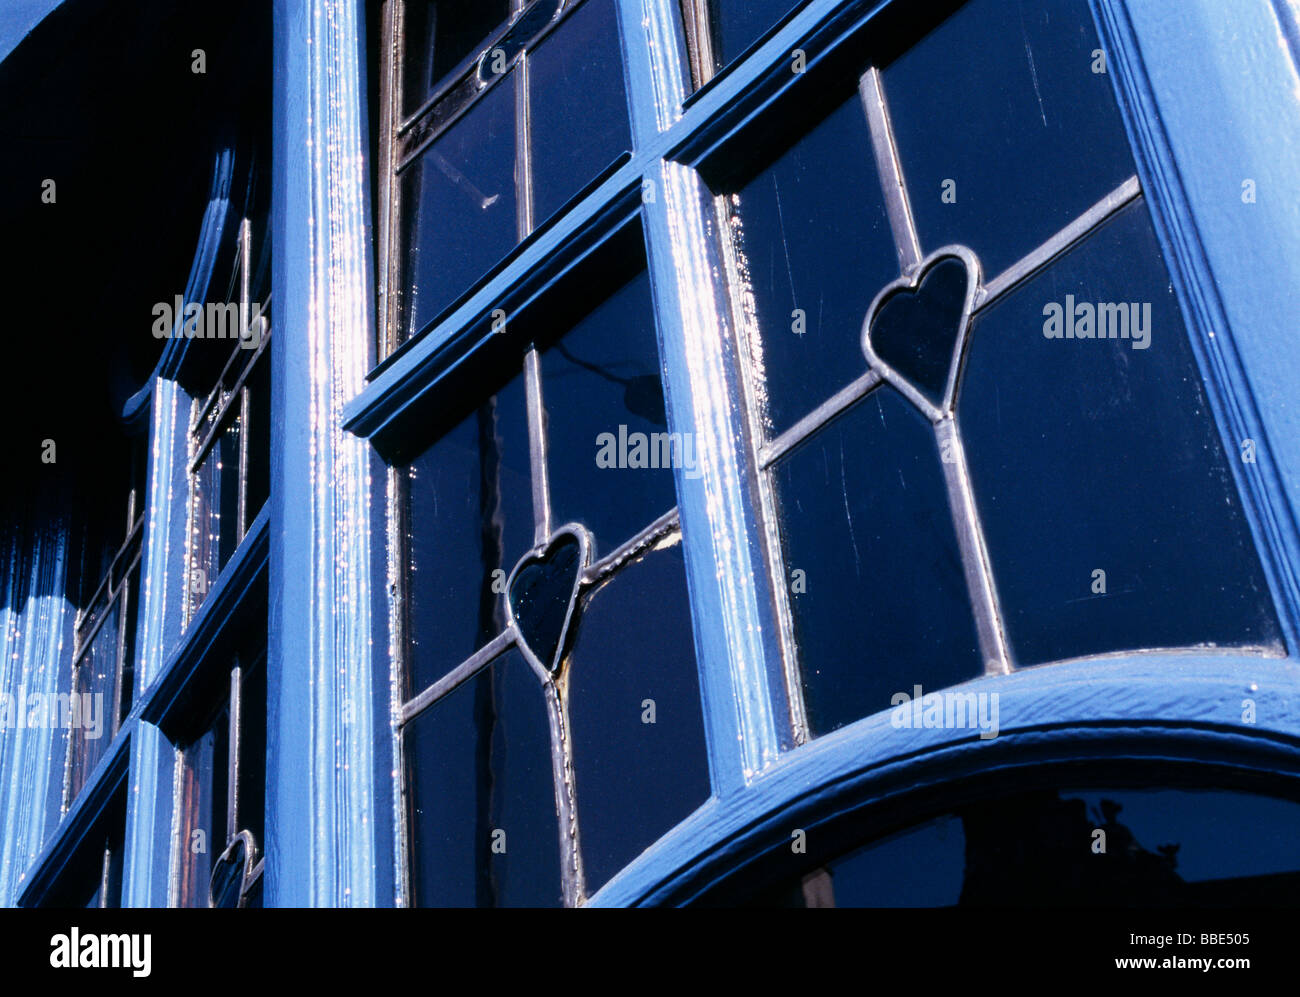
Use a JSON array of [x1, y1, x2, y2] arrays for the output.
[[0, 0, 269, 606]]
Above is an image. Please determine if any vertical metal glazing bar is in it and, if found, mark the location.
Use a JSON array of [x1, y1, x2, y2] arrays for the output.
[[228, 665, 242, 844], [378, 0, 403, 357], [934, 418, 1010, 675], [523, 346, 551, 543], [515, 0, 534, 240], [544, 681, 585, 906], [239, 218, 252, 340], [859, 66, 922, 272], [681, 0, 716, 90], [99, 844, 112, 909], [238, 386, 251, 541]]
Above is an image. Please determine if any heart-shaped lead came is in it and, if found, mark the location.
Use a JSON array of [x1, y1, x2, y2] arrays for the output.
[[506, 528, 589, 676], [862, 252, 978, 413]]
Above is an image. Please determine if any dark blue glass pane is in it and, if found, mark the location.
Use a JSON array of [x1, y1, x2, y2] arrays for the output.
[[1060, 789, 1300, 886], [541, 268, 677, 551], [957, 201, 1282, 664], [708, 0, 805, 70], [730, 92, 896, 435], [239, 654, 266, 850], [868, 255, 969, 407], [407, 649, 562, 907], [403, 1, 513, 114], [883, 0, 1134, 277], [401, 74, 518, 338], [826, 817, 965, 906], [567, 540, 709, 891], [245, 350, 271, 527], [773, 387, 982, 736], [528, 0, 631, 226], [746, 787, 1300, 906], [407, 373, 535, 694], [176, 713, 225, 907], [210, 837, 247, 909]]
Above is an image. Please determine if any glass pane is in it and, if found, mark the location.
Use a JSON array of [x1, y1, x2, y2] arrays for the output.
[[707, 0, 805, 72], [726, 91, 896, 435], [772, 387, 982, 736], [239, 654, 267, 849], [114, 564, 139, 724], [509, 532, 584, 673], [567, 540, 709, 891], [210, 837, 247, 909], [883, 0, 1135, 276], [175, 705, 229, 908], [189, 410, 242, 620], [244, 351, 271, 529], [100, 843, 124, 909], [746, 786, 1300, 906], [403, 1, 513, 114], [406, 372, 534, 695], [400, 73, 518, 339], [867, 254, 968, 407], [67, 598, 122, 803], [957, 201, 1282, 664], [540, 268, 677, 551], [528, 0, 632, 226], [406, 649, 562, 907]]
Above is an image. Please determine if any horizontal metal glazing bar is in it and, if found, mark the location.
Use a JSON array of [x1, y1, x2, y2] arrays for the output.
[[399, 628, 517, 725]]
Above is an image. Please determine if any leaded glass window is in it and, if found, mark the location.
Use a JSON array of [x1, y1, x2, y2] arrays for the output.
[[185, 217, 271, 624], [399, 259, 710, 906], [741, 784, 1300, 907], [174, 642, 267, 909], [65, 433, 147, 807], [381, 0, 633, 352], [713, 0, 1281, 737], [679, 0, 811, 89]]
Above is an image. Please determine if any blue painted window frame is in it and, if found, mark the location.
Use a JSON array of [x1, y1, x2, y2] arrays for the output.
[[23, 0, 1295, 908], [16, 145, 274, 907], [268, 0, 1300, 907], [18, 0, 1289, 910], [328, 0, 1300, 906]]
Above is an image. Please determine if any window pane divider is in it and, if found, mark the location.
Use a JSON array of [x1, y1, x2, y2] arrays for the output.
[[188, 328, 272, 476]]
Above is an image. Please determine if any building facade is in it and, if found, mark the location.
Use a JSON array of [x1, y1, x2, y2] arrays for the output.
[[1, 0, 1299, 907]]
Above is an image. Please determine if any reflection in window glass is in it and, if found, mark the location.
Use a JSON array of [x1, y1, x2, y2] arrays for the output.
[[406, 373, 534, 694], [702, 0, 806, 77], [402, 1, 513, 114], [185, 219, 272, 623], [391, 1, 632, 347], [958, 202, 1282, 664], [406, 649, 563, 907], [567, 540, 709, 891], [883, 0, 1134, 276], [400, 250, 710, 903], [176, 706, 229, 907], [540, 268, 677, 552], [528, 0, 632, 226], [772, 388, 981, 735], [189, 417, 242, 612], [726, 90, 895, 435], [67, 436, 145, 805], [174, 648, 266, 908], [746, 787, 1300, 906], [400, 74, 518, 338], [54, 794, 127, 910]]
